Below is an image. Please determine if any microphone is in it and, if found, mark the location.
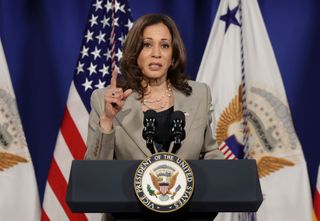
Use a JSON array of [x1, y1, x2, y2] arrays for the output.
[[170, 111, 186, 154], [142, 109, 157, 154]]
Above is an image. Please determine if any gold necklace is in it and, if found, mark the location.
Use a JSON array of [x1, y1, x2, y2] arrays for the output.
[[142, 83, 172, 111]]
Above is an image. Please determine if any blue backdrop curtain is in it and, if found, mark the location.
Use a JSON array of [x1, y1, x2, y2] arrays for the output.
[[0, 0, 319, 202]]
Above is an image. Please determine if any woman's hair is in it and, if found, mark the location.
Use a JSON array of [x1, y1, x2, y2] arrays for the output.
[[119, 13, 192, 98]]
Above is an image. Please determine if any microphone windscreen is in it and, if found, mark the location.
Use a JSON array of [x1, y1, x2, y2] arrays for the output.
[[171, 110, 185, 121], [143, 109, 157, 125], [144, 109, 157, 118]]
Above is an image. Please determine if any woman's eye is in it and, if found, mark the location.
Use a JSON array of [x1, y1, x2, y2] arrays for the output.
[[143, 42, 151, 48], [162, 44, 170, 49]]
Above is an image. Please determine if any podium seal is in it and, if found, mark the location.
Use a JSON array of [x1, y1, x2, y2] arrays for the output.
[[134, 152, 194, 213]]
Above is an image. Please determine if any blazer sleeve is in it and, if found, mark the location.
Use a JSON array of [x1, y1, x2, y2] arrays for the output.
[[84, 88, 115, 160], [201, 83, 224, 159]]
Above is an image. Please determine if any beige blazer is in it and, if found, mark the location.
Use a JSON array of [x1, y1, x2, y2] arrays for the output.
[[85, 80, 223, 161]]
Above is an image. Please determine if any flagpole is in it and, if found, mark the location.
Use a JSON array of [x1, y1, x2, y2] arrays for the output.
[[238, 0, 250, 158], [238, 0, 256, 220]]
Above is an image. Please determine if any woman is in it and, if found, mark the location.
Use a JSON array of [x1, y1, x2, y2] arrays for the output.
[[85, 14, 223, 161]]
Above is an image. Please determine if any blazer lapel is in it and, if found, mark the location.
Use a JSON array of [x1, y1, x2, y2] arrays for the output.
[[115, 88, 200, 156], [173, 88, 200, 141], [115, 92, 152, 157]]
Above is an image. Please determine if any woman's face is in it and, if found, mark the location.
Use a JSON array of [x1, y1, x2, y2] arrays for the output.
[[137, 23, 173, 81]]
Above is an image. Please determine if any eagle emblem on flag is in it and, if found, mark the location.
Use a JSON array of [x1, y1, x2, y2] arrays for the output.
[[0, 152, 28, 171], [0, 87, 29, 172], [216, 85, 295, 178]]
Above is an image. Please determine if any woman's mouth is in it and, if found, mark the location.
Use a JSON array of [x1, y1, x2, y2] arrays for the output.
[[149, 62, 162, 70]]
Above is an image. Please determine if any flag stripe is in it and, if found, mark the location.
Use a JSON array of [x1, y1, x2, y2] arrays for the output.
[[225, 151, 233, 158], [218, 142, 237, 160], [219, 143, 227, 151], [41, 209, 50, 221], [54, 133, 74, 180], [42, 184, 69, 220], [315, 189, 320, 220], [67, 82, 89, 140], [47, 159, 88, 221], [60, 107, 87, 159]]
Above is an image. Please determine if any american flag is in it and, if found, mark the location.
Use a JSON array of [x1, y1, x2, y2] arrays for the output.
[[218, 135, 244, 160], [41, 0, 132, 220]]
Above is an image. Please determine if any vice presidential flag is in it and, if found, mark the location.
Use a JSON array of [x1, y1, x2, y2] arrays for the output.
[[41, 0, 132, 220], [0, 39, 41, 221], [197, 0, 313, 220]]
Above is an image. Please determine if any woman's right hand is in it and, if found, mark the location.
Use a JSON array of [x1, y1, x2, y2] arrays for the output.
[[100, 69, 132, 133]]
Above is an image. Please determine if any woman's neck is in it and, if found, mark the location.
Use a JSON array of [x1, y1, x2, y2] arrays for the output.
[[144, 77, 168, 95], [141, 79, 173, 112], [148, 82, 167, 95]]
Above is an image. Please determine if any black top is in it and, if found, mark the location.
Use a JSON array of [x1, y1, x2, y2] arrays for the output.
[[144, 106, 173, 152]]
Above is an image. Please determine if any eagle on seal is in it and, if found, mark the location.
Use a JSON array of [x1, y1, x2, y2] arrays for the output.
[[149, 171, 178, 195]]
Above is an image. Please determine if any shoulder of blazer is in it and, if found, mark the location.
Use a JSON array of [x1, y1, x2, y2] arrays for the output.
[[186, 80, 211, 102]]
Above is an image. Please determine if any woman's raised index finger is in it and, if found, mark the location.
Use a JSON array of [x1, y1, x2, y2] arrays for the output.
[[110, 68, 118, 88]]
